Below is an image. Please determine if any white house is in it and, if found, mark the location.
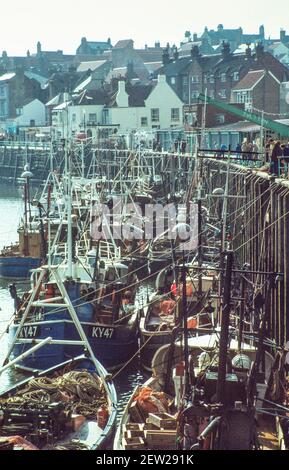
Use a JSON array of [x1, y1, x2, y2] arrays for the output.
[[50, 75, 184, 140], [107, 75, 184, 133], [14, 99, 46, 127]]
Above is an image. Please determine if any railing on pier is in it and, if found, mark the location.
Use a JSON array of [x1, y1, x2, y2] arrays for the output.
[[203, 157, 289, 348]]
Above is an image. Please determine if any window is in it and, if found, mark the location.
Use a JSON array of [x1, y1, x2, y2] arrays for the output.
[[204, 75, 208, 83], [221, 73, 226, 82], [72, 113, 76, 122], [220, 89, 227, 99], [183, 76, 188, 85], [0, 87, 4, 96], [233, 72, 239, 81], [210, 75, 215, 83], [151, 108, 159, 122], [152, 125, 160, 129], [141, 117, 148, 126], [88, 113, 97, 123], [236, 91, 250, 103], [210, 90, 215, 99], [192, 75, 199, 83], [102, 109, 109, 125], [16, 107, 23, 116], [171, 77, 176, 85], [171, 108, 180, 122], [191, 91, 199, 99], [216, 114, 225, 124]]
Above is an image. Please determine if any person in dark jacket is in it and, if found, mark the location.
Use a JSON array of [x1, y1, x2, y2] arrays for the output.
[[236, 143, 242, 159], [270, 141, 283, 175]]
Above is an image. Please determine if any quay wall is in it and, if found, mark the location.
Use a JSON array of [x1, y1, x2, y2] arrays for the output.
[[203, 158, 289, 347]]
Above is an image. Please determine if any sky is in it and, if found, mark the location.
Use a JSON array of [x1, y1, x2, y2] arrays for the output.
[[1, 0, 288, 56]]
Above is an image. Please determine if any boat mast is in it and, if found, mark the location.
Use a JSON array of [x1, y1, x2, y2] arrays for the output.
[[181, 254, 190, 397], [65, 142, 73, 278], [216, 250, 233, 403]]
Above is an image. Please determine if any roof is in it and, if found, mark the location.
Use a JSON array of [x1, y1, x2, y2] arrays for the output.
[[87, 41, 110, 47], [108, 83, 154, 107], [46, 94, 63, 107], [128, 83, 154, 106], [136, 49, 163, 62], [52, 101, 71, 111], [0, 72, 16, 82], [179, 41, 202, 52], [113, 40, 133, 49], [268, 42, 289, 51], [144, 61, 163, 73], [157, 56, 192, 76], [73, 75, 92, 93], [232, 70, 266, 90], [208, 119, 289, 133], [72, 89, 108, 106], [24, 71, 48, 88], [77, 60, 107, 73]]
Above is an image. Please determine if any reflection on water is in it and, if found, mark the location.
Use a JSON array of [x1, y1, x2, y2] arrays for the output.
[[0, 183, 150, 420]]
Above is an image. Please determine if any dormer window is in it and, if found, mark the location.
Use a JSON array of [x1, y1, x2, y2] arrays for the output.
[[233, 72, 239, 81]]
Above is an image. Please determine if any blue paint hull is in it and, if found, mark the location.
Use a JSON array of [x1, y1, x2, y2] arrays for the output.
[[9, 281, 139, 371], [9, 321, 139, 371], [0, 256, 40, 278]]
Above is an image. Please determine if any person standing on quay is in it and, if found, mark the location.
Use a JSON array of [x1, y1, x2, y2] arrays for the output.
[[270, 141, 283, 176]]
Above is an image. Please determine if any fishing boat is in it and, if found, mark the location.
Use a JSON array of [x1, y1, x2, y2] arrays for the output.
[[139, 264, 218, 372], [7, 254, 140, 372], [0, 169, 63, 279], [115, 329, 276, 450], [0, 353, 117, 450]]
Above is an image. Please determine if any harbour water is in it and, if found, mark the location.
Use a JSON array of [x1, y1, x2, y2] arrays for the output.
[[0, 183, 145, 420]]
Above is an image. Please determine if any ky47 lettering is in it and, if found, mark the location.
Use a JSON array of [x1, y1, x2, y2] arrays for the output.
[[91, 326, 114, 339]]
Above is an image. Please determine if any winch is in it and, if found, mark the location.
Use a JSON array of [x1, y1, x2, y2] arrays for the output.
[[0, 401, 72, 447]]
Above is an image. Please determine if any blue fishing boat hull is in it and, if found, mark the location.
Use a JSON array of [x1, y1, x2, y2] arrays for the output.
[[0, 256, 40, 278], [8, 281, 139, 371], [9, 321, 138, 371]]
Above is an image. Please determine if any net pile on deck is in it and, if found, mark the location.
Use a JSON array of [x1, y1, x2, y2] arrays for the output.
[[0, 370, 107, 420]]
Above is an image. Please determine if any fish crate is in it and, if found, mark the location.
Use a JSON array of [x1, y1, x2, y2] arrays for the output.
[[144, 422, 159, 431], [129, 401, 145, 423], [122, 436, 146, 450], [145, 429, 177, 448], [146, 412, 177, 430], [124, 423, 145, 438]]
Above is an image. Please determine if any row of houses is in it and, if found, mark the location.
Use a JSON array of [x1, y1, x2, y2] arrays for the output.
[[50, 75, 184, 141], [0, 34, 289, 143], [181, 24, 289, 66]]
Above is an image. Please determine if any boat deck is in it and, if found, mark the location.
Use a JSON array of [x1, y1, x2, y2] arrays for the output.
[[258, 416, 279, 450]]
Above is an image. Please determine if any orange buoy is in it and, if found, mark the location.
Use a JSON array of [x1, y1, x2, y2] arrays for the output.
[[187, 316, 198, 329]]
